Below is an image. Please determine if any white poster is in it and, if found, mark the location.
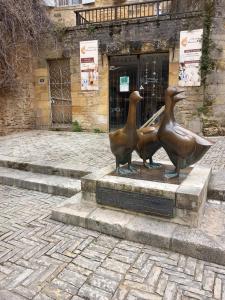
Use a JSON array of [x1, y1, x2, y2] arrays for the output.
[[120, 76, 129, 92], [179, 29, 203, 87], [80, 40, 99, 91]]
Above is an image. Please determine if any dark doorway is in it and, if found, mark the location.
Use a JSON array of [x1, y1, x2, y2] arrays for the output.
[[109, 53, 169, 130]]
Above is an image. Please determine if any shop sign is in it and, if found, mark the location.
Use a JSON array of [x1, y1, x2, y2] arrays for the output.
[[179, 29, 203, 87], [80, 40, 99, 91], [120, 76, 129, 92]]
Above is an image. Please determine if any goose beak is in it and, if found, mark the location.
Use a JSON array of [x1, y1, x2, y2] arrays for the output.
[[174, 94, 186, 102], [174, 90, 185, 96]]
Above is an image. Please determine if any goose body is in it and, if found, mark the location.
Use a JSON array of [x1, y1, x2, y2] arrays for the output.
[[136, 123, 162, 168], [109, 91, 142, 174], [158, 87, 213, 177]]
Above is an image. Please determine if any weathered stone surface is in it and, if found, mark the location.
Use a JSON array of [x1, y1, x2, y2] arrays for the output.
[[1, 185, 225, 299]]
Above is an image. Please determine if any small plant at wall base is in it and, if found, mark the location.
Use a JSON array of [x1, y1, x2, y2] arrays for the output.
[[72, 121, 82, 132], [93, 128, 104, 133], [200, 0, 215, 86]]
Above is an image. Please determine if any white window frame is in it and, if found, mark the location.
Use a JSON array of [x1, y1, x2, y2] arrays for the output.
[[55, 0, 95, 6]]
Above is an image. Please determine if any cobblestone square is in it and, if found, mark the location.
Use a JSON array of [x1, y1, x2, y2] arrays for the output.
[[0, 131, 225, 299]]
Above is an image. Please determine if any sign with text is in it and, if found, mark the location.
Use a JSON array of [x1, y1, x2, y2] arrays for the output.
[[179, 29, 203, 87], [120, 76, 129, 92], [80, 40, 99, 91]]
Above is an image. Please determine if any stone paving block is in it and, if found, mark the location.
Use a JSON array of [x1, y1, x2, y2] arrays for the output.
[[126, 215, 177, 249], [0, 290, 26, 300], [78, 284, 112, 300], [52, 193, 96, 227], [58, 269, 86, 288], [171, 226, 225, 266], [87, 207, 135, 239], [88, 274, 119, 294]]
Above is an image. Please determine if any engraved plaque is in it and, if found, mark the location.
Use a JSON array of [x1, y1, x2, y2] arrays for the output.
[[96, 187, 175, 218]]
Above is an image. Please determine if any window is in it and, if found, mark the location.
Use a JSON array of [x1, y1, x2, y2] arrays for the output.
[[56, 0, 82, 7], [82, 0, 95, 4], [55, 0, 95, 6]]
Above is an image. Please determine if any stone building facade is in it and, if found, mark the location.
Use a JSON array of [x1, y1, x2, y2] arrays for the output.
[[32, 0, 225, 135], [1, 0, 225, 135]]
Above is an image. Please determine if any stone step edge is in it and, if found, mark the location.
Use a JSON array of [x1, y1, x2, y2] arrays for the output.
[[208, 188, 225, 202], [0, 173, 81, 197], [0, 159, 89, 179], [51, 193, 225, 266]]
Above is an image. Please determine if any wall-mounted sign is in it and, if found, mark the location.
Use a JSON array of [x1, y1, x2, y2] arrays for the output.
[[80, 40, 99, 91], [120, 76, 129, 92], [179, 29, 203, 87]]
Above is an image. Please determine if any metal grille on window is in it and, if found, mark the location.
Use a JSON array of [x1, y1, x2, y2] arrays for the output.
[[109, 53, 169, 131]]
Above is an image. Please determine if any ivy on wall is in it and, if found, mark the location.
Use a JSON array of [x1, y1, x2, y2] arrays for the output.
[[200, 0, 215, 85]]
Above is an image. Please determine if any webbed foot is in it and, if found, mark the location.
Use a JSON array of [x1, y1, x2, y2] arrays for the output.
[[164, 171, 179, 179], [144, 161, 161, 169], [128, 165, 138, 173], [115, 167, 133, 175]]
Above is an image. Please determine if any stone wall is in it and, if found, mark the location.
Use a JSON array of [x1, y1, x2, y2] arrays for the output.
[[0, 72, 35, 136], [34, 0, 225, 135], [202, 0, 225, 136]]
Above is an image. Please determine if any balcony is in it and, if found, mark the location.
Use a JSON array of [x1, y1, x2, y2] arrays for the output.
[[75, 0, 203, 26]]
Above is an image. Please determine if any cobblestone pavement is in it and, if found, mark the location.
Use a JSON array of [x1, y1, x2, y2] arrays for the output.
[[0, 131, 224, 173], [0, 185, 225, 300]]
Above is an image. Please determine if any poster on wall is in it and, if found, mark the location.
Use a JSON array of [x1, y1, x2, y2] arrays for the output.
[[179, 29, 203, 87], [120, 76, 129, 92], [80, 40, 99, 91]]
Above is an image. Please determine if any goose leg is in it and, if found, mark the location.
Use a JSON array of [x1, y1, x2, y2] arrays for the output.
[[128, 155, 137, 173], [143, 157, 161, 169], [164, 159, 180, 179]]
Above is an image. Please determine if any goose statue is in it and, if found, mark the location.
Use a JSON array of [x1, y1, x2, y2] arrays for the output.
[[157, 87, 213, 178], [109, 91, 142, 175]]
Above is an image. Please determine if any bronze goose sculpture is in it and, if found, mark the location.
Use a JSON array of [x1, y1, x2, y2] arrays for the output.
[[157, 87, 213, 178], [136, 122, 162, 168], [109, 91, 142, 175]]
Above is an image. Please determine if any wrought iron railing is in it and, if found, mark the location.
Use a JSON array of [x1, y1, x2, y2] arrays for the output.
[[75, 0, 203, 26]]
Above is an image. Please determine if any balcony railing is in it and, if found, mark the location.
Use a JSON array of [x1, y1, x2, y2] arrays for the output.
[[75, 0, 203, 26]]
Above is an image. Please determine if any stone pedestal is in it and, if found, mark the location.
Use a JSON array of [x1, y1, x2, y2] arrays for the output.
[[81, 161, 211, 227]]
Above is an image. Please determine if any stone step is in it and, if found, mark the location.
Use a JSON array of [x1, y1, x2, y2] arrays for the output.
[[0, 158, 89, 179], [0, 167, 81, 197], [52, 194, 225, 266], [208, 170, 225, 201]]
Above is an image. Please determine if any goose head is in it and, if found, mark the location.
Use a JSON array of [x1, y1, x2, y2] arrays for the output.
[[129, 91, 143, 103], [166, 87, 185, 103]]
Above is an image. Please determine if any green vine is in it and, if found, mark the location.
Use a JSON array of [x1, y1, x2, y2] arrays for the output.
[[200, 0, 215, 85], [87, 24, 96, 35]]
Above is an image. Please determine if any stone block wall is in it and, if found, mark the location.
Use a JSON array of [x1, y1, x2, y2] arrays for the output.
[[0, 74, 35, 136], [202, 0, 225, 136]]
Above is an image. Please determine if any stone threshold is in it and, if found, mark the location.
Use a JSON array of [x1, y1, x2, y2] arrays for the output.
[[51, 193, 225, 266]]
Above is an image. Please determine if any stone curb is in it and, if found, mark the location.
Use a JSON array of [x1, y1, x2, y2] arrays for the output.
[[0, 167, 81, 197], [51, 193, 225, 266], [0, 158, 88, 179]]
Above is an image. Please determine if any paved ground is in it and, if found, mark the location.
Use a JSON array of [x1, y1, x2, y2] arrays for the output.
[[0, 130, 224, 173], [0, 185, 225, 300], [0, 130, 225, 299]]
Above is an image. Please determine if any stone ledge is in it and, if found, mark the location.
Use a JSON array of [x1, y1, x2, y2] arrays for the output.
[[51, 193, 225, 266], [81, 161, 211, 227]]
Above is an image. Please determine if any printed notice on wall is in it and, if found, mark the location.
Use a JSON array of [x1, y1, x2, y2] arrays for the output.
[[179, 29, 203, 87], [80, 40, 99, 91], [120, 76, 129, 92]]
